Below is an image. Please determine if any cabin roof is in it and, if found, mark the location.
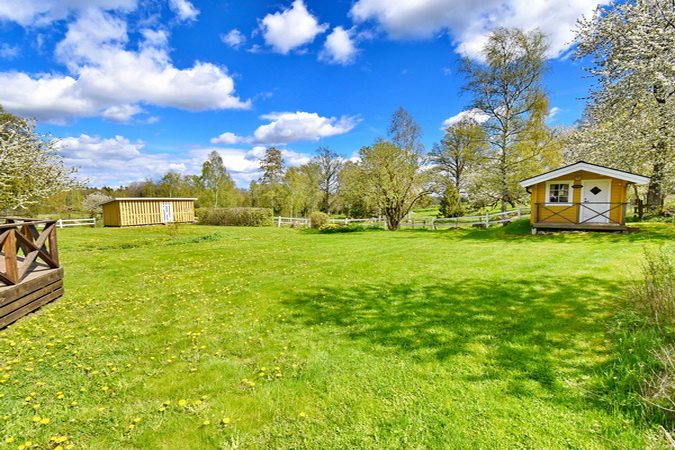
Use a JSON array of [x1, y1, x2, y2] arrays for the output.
[[100, 197, 198, 205], [519, 161, 650, 187]]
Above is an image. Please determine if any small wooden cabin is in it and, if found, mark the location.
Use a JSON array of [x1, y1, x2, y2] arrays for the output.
[[101, 198, 196, 227], [519, 161, 650, 233]]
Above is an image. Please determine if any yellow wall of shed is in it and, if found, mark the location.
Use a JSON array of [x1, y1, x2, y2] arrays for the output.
[[102, 200, 195, 227], [529, 170, 628, 224]]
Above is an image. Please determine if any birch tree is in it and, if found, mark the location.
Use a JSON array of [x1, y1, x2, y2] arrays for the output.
[[461, 28, 556, 211], [0, 106, 80, 212], [573, 0, 675, 210]]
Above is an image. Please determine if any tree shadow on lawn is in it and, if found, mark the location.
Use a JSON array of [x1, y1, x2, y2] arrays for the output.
[[283, 277, 619, 393]]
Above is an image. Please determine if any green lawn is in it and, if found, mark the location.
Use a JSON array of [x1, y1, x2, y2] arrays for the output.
[[1, 222, 673, 448]]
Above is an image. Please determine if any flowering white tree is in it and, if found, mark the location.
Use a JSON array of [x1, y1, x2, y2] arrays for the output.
[[0, 106, 81, 212], [573, 0, 675, 210]]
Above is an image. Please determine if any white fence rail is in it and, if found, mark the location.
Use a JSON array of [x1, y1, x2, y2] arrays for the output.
[[56, 218, 97, 228], [275, 208, 530, 230]]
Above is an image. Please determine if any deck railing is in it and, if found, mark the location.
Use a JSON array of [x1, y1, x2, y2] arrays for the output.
[[0, 217, 60, 285], [533, 202, 628, 225]]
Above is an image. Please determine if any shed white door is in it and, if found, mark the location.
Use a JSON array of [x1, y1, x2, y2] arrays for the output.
[[161, 202, 173, 223], [580, 180, 611, 223]]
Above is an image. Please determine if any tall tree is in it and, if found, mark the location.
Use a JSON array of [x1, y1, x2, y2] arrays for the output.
[[388, 106, 425, 154], [352, 138, 429, 230], [574, 1, 675, 210], [200, 150, 236, 208], [255, 147, 286, 214], [0, 106, 80, 212], [284, 163, 321, 217], [313, 147, 343, 213], [461, 27, 554, 212], [430, 117, 487, 190]]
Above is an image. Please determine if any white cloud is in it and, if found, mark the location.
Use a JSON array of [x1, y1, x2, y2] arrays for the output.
[[350, 0, 610, 59], [101, 104, 145, 122], [0, 43, 19, 59], [210, 132, 246, 145], [168, 0, 199, 22], [441, 108, 491, 129], [0, 0, 136, 26], [221, 29, 246, 49], [252, 111, 359, 145], [548, 106, 561, 120], [260, 0, 328, 54], [320, 26, 358, 65], [0, 9, 250, 123]]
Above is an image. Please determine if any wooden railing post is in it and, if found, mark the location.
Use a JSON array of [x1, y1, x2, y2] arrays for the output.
[[5, 228, 19, 284], [49, 224, 59, 266]]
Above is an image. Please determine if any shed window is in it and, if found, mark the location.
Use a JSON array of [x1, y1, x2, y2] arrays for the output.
[[547, 183, 571, 203]]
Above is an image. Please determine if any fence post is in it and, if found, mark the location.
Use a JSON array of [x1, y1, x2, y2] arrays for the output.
[[484, 213, 489, 228], [57, 219, 62, 229], [277, 216, 281, 227], [93, 218, 97, 227], [431, 218, 436, 231], [517, 208, 521, 219]]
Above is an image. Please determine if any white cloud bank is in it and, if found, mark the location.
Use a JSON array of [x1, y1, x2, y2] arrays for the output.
[[260, 0, 328, 54], [350, 0, 610, 59], [56, 134, 315, 187], [0, 4, 249, 124], [221, 29, 247, 49], [210, 111, 360, 146]]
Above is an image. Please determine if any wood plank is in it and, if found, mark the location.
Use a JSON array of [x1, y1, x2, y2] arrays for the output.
[[4, 229, 18, 284], [0, 280, 63, 317], [0, 288, 64, 329], [0, 268, 63, 306]]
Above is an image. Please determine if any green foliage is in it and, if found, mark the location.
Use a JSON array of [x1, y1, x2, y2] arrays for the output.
[[318, 224, 366, 233], [199, 150, 237, 208], [198, 207, 272, 226], [438, 183, 464, 218], [629, 247, 675, 328], [309, 211, 329, 229]]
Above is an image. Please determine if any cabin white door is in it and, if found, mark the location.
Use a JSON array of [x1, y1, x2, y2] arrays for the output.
[[580, 179, 611, 223], [161, 202, 173, 223]]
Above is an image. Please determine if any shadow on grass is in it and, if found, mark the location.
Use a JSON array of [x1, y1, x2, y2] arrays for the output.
[[283, 277, 619, 392]]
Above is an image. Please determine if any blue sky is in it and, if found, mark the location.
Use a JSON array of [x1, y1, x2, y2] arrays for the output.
[[0, 0, 609, 188]]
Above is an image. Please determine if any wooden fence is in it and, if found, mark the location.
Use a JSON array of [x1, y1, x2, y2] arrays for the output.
[[276, 208, 530, 230], [57, 218, 97, 228]]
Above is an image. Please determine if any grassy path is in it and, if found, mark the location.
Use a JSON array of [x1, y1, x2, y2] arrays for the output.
[[0, 222, 673, 448]]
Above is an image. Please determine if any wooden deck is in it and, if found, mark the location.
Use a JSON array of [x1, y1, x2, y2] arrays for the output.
[[532, 222, 628, 232], [0, 218, 63, 328]]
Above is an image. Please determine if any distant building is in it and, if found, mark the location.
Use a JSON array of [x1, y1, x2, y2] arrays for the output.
[[101, 198, 196, 227]]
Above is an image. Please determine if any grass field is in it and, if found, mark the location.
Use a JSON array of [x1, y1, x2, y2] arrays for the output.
[[1, 221, 674, 448]]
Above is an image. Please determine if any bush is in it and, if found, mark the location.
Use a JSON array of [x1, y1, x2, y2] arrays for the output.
[[198, 207, 273, 227], [629, 247, 675, 328], [318, 224, 366, 233], [310, 211, 330, 229]]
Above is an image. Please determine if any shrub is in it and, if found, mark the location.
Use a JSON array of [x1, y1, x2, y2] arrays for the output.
[[198, 207, 273, 227], [310, 211, 330, 229], [629, 247, 675, 328], [318, 224, 366, 233]]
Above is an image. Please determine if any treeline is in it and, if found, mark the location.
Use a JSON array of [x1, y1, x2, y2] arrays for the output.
[[3, 11, 674, 228]]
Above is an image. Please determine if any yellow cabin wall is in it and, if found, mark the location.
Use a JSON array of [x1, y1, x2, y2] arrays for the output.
[[529, 170, 628, 225], [102, 200, 195, 227]]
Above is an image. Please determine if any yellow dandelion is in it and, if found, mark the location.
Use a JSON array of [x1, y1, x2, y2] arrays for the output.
[[178, 399, 186, 406], [40, 418, 51, 424], [32, 416, 41, 422], [203, 420, 211, 426], [101, 386, 109, 391], [133, 417, 141, 423], [222, 417, 231, 424]]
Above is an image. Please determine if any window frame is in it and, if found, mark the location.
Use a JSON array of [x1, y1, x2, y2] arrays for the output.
[[545, 181, 573, 206]]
